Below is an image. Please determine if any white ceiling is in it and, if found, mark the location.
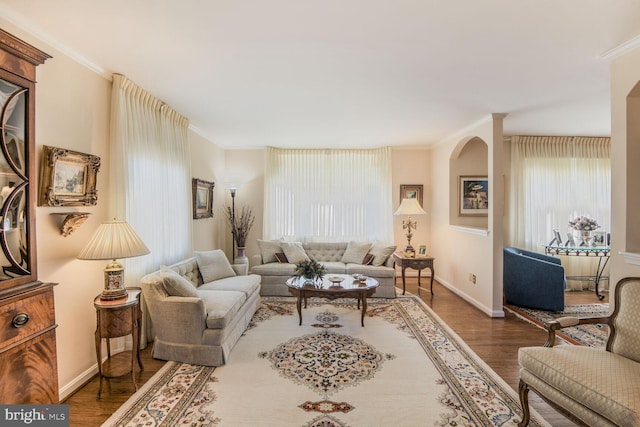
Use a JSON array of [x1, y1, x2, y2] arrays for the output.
[[1, 0, 640, 149]]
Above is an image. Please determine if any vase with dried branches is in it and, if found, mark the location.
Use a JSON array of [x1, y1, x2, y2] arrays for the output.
[[225, 205, 255, 263]]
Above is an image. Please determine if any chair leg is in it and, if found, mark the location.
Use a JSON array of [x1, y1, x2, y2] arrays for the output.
[[518, 379, 531, 427]]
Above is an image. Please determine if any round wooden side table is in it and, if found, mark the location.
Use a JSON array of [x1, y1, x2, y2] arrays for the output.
[[94, 287, 144, 399]]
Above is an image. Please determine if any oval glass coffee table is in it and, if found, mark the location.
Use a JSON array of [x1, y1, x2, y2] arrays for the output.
[[286, 274, 379, 326]]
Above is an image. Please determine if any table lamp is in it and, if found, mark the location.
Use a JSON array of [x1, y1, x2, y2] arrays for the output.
[[394, 198, 427, 253], [78, 220, 150, 300]]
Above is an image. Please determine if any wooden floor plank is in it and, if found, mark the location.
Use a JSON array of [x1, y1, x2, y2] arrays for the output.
[[65, 278, 604, 426]]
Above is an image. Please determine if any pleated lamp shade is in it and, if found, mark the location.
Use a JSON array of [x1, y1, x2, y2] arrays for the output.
[[78, 220, 150, 300]]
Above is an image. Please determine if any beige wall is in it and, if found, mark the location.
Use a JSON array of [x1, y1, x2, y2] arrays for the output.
[[610, 46, 640, 285]]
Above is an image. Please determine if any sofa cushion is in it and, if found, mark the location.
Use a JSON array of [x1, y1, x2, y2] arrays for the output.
[[369, 241, 397, 266], [340, 241, 372, 264], [320, 261, 347, 274], [199, 274, 261, 297], [160, 268, 199, 297], [519, 346, 640, 426], [274, 252, 288, 263], [362, 253, 375, 265], [194, 249, 236, 283], [304, 242, 348, 262], [251, 262, 296, 276], [346, 263, 396, 277], [257, 239, 282, 264], [198, 289, 247, 329], [281, 242, 310, 264]]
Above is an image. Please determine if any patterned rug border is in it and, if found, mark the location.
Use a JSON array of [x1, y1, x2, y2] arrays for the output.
[[104, 295, 550, 427], [504, 303, 609, 347]]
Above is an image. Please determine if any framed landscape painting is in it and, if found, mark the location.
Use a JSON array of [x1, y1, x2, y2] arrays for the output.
[[458, 176, 488, 216], [38, 145, 101, 206]]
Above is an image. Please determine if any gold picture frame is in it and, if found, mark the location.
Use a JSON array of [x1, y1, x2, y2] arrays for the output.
[[38, 145, 101, 206], [399, 184, 423, 207], [192, 178, 215, 219]]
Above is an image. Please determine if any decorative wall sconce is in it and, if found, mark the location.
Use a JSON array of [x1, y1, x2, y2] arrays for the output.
[[50, 212, 91, 237]]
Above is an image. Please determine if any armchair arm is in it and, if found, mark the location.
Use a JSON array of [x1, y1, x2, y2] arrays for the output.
[[543, 315, 610, 347], [150, 296, 207, 345]]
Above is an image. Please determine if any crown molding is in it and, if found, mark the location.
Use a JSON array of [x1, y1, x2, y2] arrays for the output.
[[600, 34, 640, 61], [0, 5, 109, 79]]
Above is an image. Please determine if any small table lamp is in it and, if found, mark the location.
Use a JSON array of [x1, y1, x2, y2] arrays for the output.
[[78, 220, 150, 300], [394, 198, 427, 253]]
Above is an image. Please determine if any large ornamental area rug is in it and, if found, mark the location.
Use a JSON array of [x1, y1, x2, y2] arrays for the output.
[[104, 295, 549, 427], [504, 303, 609, 347]]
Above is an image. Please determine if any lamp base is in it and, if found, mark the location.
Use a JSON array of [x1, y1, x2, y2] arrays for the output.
[[101, 260, 128, 300], [100, 287, 128, 300]]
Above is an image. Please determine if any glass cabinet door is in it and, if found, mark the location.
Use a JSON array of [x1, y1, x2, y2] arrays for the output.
[[0, 78, 30, 280]]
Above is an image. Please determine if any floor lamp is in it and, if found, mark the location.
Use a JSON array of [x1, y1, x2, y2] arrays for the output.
[[229, 186, 237, 261], [394, 198, 427, 254]]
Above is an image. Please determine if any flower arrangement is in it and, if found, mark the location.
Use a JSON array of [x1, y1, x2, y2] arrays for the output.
[[293, 259, 327, 282], [225, 205, 255, 247], [568, 216, 599, 232]]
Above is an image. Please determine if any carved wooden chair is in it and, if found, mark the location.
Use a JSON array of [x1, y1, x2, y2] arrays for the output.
[[518, 277, 640, 426]]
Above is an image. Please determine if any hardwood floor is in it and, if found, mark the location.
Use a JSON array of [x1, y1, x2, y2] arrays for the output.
[[65, 278, 607, 426]]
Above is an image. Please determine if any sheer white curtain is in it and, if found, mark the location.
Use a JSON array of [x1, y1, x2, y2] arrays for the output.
[[111, 74, 192, 340], [508, 135, 611, 289], [264, 147, 393, 242]]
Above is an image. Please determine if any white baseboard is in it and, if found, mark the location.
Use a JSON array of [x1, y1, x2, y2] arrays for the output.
[[59, 364, 99, 401], [435, 275, 505, 318]]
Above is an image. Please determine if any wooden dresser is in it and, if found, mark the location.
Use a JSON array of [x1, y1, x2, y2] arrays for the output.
[[0, 29, 56, 403]]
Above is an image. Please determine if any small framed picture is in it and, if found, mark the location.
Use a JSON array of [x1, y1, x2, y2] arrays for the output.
[[418, 245, 427, 255], [458, 176, 488, 216], [399, 184, 423, 207], [192, 178, 215, 219], [550, 229, 563, 246], [593, 231, 606, 246], [565, 232, 576, 247]]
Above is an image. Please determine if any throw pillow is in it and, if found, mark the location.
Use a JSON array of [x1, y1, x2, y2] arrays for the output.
[[194, 249, 237, 283], [280, 241, 310, 264], [159, 269, 198, 297], [274, 252, 289, 263], [369, 241, 397, 266], [341, 241, 372, 264], [362, 253, 375, 265], [257, 239, 282, 264]]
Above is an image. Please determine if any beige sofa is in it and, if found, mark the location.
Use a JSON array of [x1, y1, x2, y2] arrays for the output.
[[140, 249, 261, 366], [250, 240, 397, 298]]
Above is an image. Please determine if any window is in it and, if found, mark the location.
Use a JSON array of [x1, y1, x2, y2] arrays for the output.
[[264, 147, 393, 242]]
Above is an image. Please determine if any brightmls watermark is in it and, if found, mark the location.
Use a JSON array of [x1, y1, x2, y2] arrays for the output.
[[0, 405, 68, 426]]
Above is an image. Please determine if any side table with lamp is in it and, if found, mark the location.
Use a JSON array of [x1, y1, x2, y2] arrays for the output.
[[77, 220, 150, 398], [393, 197, 434, 295]]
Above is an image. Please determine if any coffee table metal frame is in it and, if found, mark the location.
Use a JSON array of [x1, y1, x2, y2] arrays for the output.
[[286, 274, 379, 326]]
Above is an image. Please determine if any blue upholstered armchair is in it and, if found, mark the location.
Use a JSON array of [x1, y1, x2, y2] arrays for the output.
[[503, 247, 565, 311]]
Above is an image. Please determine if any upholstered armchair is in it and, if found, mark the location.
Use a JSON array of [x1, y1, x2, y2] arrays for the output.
[[518, 277, 640, 426], [503, 247, 565, 311]]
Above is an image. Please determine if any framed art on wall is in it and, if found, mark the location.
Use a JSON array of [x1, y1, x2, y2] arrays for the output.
[[399, 184, 423, 207], [458, 176, 488, 216], [38, 145, 101, 206], [192, 178, 215, 219]]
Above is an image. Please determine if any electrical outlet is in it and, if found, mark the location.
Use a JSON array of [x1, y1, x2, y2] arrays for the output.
[[469, 273, 476, 284]]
